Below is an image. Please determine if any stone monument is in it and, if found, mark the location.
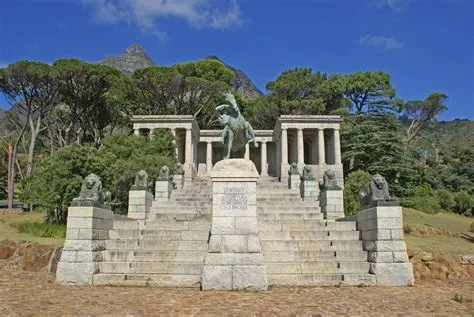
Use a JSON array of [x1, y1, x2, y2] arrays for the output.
[[202, 159, 267, 291], [203, 95, 267, 291], [319, 170, 344, 219], [214, 92, 258, 159]]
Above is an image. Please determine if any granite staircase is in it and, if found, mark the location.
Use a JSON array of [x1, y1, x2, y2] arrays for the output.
[[93, 177, 212, 287], [257, 176, 375, 286]]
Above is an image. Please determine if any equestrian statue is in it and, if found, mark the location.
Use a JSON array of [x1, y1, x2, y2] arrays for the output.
[[214, 92, 258, 159]]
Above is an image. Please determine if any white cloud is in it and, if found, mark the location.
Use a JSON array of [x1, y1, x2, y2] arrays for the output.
[[80, 0, 243, 37], [374, 0, 410, 11], [0, 62, 9, 69], [359, 35, 405, 49]]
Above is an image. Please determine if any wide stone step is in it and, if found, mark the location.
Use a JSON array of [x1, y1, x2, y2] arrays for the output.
[[259, 221, 356, 232], [149, 207, 211, 214], [263, 250, 368, 262], [112, 220, 210, 231], [255, 201, 319, 207], [257, 197, 303, 202], [257, 207, 320, 213], [153, 213, 210, 221], [153, 201, 212, 207], [93, 273, 201, 287], [261, 240, 363, 251], [260, 231, 360, 241], [102, 249, 207, 261], [258, 213, 323, 221], [266, 262, 370, 274], [268, 273, 343, 286], [99, 261, 203, 274]]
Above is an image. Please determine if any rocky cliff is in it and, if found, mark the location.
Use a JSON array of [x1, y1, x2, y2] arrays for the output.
[[100, 44, 155, 75]]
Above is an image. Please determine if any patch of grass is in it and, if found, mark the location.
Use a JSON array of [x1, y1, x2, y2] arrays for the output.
[[403, 208, 473, 255], [0, 212, 64, 246], [17, 221, 66, 238]]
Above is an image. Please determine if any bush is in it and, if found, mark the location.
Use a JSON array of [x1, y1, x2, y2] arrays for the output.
[[343, 170, 372, 216], [453, 191, 473, 216], [17, 221, 66, 238], [435, 189, 455, 211], [402, 185, 441, 215]]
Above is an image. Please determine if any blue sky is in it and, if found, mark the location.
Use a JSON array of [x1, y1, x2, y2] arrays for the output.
[[0, 0, 472, 120]]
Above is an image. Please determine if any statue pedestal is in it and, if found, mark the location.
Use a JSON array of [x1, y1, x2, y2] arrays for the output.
[[56, 207, 113, 285], [155, 180, 172, 201], [202, 159, 268, 291], [320, 189, 344, 220], [341, 205, 414, 286], [128, 189, 153, 219]]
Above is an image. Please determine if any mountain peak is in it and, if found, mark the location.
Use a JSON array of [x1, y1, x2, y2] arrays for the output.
[[101, 44, 155, 75]]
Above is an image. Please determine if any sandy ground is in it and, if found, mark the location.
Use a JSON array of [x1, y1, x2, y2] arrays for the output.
[[0, 271, 472, 316]]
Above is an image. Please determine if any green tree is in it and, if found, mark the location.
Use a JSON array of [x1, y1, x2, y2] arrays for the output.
[[343, 170, 372, 216], [130, 60, 234, 128], [341, 114, 421, 197], [404, 93, 448, 146], [21, 130, 176, 223], [52, 59, 124, 146], [21, 145, 109, 223], [0, 61, 59, 208], [342, 72, 397, 113]]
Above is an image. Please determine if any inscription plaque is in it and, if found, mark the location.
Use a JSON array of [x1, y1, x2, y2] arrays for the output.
[[220, 186, 249, 211]]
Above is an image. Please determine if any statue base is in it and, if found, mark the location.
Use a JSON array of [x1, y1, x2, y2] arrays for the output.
[[202, 159, 268, 291]]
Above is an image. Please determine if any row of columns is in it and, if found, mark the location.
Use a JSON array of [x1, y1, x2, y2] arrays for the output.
[[204, 141, 269, 176], [280, 128, 341, 166]]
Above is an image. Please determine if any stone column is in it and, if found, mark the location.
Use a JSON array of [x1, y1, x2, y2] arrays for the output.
[[149, 128, 155, 140], [203, 159, 268, 291], [297, 128, 304, 166], [318, 128, 325, 165], [276, 139, 281, 179], [134, 128, 140, 136], [206, 141, 213, 173], [334, 128, 341, 165], [244, 143, 250, 160], [185, 128, 192, 178], [260, 141, 268, 176], [281, 129, 288, 165], [280, 128, 288, 181]]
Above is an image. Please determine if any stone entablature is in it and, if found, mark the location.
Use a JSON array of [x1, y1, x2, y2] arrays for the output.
[[131, 115, 343, 186]]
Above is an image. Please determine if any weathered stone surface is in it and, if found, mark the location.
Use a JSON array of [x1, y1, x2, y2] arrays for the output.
[[202, 266, 232, 290], [233, 266, 268, 290], [205, 253, 264, 265], [211, 217, 235, 234], [56, 262, 99, 285], [370, 263, 415, 286]]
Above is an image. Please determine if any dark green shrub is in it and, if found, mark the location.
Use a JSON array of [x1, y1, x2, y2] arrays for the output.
[[402, 185, 441, 215], [453, 191, 473, 216], [435, 189, 455, 211], [17, 221, 66, 238]]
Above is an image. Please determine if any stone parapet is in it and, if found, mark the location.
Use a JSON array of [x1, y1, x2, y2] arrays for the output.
[[56, 207, 113, 285], [128, 190, 153, 219]]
